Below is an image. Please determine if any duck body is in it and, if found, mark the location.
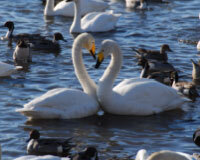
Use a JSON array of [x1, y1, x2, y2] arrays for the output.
[[133, 44, 172, 62], [26, 130, 73, 157], [69, 0, 120, 33], [13, 39, 31, 63], [44, 0, 108, 17]]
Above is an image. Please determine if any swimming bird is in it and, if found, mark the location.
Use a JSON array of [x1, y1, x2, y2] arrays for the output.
[[13, 39, 32, 63], [1, 21, 42, 41], [14, 146, 98, 160], [139, 57, 176, 75], [16, 33, 99, 119], [125, 0, 148, 9], [132, 44, 172, 62], [0, 61, 22, 77], [191, 59, 200, 83], [135, 149, 194, 160], [95, 39, 189, 116], [68, 0, 121, 33], [44, 0, 108, 17], [193, 128, 200, 147], [27, 129, 73, 157], [30, 32, 67, 52], [171, 71, 199, 101]]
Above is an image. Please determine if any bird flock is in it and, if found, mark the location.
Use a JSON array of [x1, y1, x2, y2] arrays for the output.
[[0, 0, 200, 159]]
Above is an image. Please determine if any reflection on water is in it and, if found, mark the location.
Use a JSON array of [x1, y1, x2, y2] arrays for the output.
[[0, 0, 200, 159]]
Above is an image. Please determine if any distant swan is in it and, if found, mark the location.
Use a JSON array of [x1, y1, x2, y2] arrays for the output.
[[68, 0, 121, 33], [16, 33, 99, 119], [135, 149, 194, 160], [44, 0, 108, 17], [95, 39, 188, 116]]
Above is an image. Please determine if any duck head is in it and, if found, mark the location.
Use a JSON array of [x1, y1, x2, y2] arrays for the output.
[[161, 44, 172, 53], [27, 129, 40, 142]]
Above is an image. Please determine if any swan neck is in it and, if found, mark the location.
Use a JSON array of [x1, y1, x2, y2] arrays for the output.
[[44, 0, 54, 15], [70, 0, 82, 33], [99, 45, 122, 93], [72, 39, 97, 99]]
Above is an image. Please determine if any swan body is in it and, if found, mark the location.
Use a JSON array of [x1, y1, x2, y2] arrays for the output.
[[197, 41, 200, 51], [44, 0, 108, 17], [69, 0, 121, 33], [95, 40, 188, 116], [0, 62, 22, 77], [135, 149, 194, 160], [16, 33, 99, 119], [14, 155, 70, 160]]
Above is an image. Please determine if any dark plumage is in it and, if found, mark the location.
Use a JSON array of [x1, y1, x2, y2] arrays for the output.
[[27, 129, 74, 157], [193, 128, 200, 147], [133, 44, 172, 62], [72, 147, 98, 160]]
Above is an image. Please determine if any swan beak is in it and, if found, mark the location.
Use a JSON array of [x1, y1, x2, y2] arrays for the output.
[[89, 43, 96, 60], [95, 52, 104, 68]]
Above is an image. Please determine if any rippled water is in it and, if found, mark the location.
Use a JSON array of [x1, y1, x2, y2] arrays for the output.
[[0, 0, 200, 159]]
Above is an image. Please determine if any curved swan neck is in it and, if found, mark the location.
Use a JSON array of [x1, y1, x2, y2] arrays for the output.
[[99, 43, 122, 92], [72, 37, 97, 99], [44, 0, 54, 16], [70, 0, 82, 33]]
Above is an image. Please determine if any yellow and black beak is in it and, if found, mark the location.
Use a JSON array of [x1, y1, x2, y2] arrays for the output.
[[89, 43, 96, 60], [95, 51, 104, 68]]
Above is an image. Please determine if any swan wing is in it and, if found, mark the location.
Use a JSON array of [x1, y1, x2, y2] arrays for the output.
[[112, 78, 188, 115], [0, 62, 19, 77], [81, 11, 121, 32], [16, 88, 99, 119]]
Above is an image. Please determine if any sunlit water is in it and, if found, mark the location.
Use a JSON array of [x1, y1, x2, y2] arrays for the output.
[[0, 0, 200, 159]]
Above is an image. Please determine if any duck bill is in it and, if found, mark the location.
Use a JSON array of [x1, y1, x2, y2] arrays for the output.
[[62, 39, 67, 42], [26, 138, 31, 142], [95, 52, 104, 69], [89, 43, 96, 60], [168, 48, 173, 52]]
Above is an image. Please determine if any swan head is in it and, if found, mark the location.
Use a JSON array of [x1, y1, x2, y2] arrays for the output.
[[75, 33, 96, 59], [95, 39, 118, 68]]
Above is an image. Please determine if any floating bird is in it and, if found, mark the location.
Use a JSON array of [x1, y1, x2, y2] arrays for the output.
[[135, 149, 194, 160], [125, 0, 148, 9], [191, 59, 200, 83], [13, 39, 32, 63], [16, 33, 99, 119], [95, 39, 189, 116], [27, 129, 73, 157], [171, 71, 199, 101], [44, 0, 108, 17], [68, 0, 121, 33], [0, 61, 22, 77], [133, 44, 172, 62]]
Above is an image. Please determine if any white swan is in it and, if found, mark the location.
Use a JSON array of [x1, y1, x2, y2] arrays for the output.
[[0, 62, 22, 77], [69, 0, 121, 33], [95, 39, 189, 116], [135, 149, 194, 160], [197, 41, 200, 51], [16, 33, 99, 119], [44, 0, 108, 17], [14, 155, 70, 160]]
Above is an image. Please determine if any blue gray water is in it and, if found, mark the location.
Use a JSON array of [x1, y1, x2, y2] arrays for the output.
[[0, 0, 200, 159]]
